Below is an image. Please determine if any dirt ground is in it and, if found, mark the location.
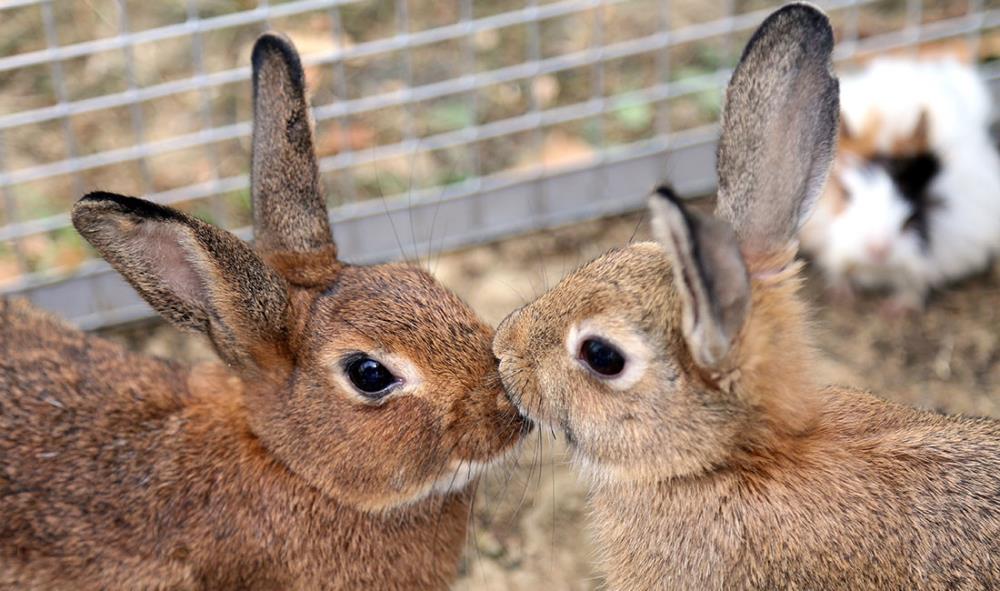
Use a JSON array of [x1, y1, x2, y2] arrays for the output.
[[103, 204, 1000, 590]]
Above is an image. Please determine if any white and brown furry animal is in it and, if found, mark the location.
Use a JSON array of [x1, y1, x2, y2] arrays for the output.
[[493, 5, 1000, 590], [0, 33, 527, 590], [800, 57, 1000, 311]]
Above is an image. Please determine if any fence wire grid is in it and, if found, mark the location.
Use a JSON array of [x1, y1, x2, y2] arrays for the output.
[[1, 0, 998, 329]]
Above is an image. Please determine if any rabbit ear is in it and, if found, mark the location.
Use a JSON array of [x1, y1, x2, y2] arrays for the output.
[[250, 32, 334, 257], [72, 192, 290, 368], [714, 3, 839, 260], [650, 187, 751, 370]]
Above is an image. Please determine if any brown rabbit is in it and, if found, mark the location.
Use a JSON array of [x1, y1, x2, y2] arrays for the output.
[[493, 4, 1000, 590], [0, 33, 527, 590]]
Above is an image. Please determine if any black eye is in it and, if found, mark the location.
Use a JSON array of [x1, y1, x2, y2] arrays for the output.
[[579, 338, 626, 377], [346, 356, 398, 397]]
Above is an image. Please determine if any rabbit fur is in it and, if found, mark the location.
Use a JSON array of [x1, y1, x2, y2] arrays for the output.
[[0, 33, 527, 590], [493, 5, 1000, 590]]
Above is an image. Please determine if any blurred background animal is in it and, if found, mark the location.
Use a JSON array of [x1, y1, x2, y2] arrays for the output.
[[800, 58, 1000, 313]]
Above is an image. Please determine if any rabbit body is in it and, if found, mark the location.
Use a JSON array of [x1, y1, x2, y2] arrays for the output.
[[800, 58, 1000, 308], [1, 299, 469, 590], [494, 5, 1000, 589], [591, 383, 1000, 590], [0, 33, 525, 590], [497, 238, 1000, 590]]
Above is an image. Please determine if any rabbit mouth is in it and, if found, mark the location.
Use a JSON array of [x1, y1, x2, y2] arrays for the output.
[[560, 417, 578, 447], [519, 415, 537, 435], [506, 390, 531, 419], [506, 387, 574, 447], [501, 388, 536, 429], [493, 388, 536, 447], [507, 391, 552, 434]]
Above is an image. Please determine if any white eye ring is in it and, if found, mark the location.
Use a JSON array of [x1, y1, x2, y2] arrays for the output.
[[566, 320, 651, 391]]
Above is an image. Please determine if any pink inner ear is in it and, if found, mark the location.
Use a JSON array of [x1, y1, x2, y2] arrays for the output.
[[138, 223, 207, 307]]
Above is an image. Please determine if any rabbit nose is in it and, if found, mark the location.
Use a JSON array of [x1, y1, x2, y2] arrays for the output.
[[865, 240, 891, 263], [493, 308, 524, 358]]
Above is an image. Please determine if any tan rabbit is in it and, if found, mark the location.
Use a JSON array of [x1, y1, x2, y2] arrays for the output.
[[0, 33, 528, 590], [493, 4, 1000, 590]]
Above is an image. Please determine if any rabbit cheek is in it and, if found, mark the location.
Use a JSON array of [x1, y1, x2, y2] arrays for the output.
[[285, 393, 446, 510]]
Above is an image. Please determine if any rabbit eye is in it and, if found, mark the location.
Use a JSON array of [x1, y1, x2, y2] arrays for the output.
[[346, 356, 398, 397], [579, 338, 626, 377]]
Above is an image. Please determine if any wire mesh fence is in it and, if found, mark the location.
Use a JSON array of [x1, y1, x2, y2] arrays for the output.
[[1, 0, 997, 328]]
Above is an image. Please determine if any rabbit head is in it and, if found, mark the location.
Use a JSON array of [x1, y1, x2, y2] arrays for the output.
[[494, 4, 838, 484], [71, 33, 527, 511]]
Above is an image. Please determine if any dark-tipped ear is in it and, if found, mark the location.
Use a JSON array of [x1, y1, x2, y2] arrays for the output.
[[72, 192, 290, 368], [714, 3, 839, 258], [650, 187, 751, 370], [251, 32, 334, 256]]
